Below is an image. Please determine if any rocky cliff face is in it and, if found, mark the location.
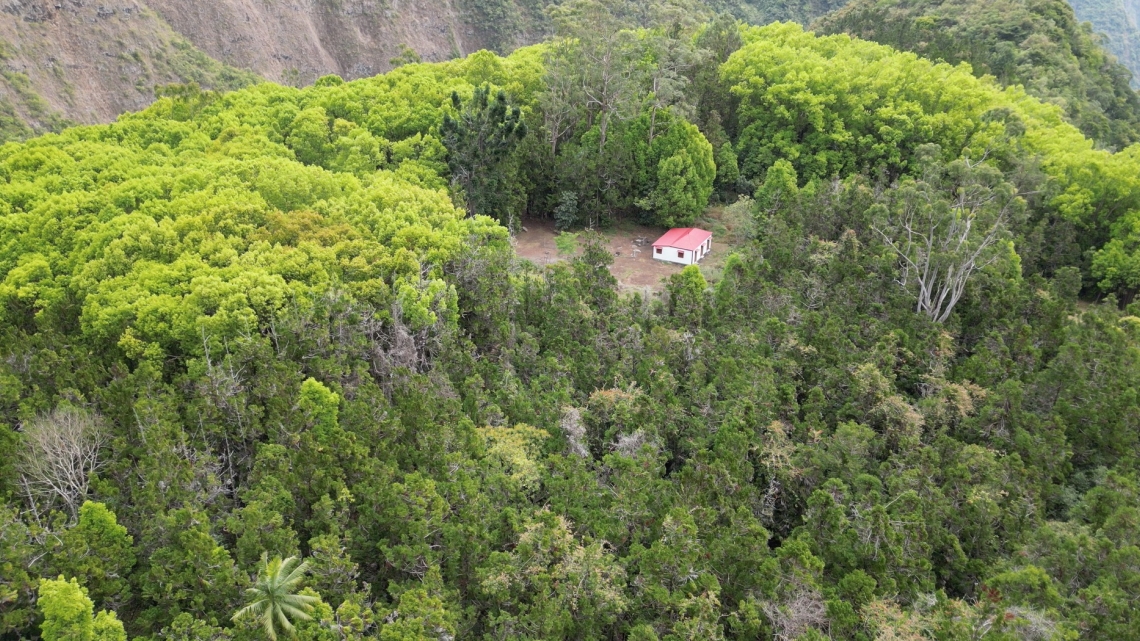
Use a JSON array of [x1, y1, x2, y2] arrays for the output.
[[0, 1, 261, 133], [0, 0, 538, 140], [141, 0, 540, 87]]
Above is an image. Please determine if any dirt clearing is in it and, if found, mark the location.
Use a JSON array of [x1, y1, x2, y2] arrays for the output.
[[512, 199, 754, 293]]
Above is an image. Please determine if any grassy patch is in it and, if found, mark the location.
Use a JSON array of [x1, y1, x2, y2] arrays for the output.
[[690, 196, 754, 283], [0, 69, 71, 143]]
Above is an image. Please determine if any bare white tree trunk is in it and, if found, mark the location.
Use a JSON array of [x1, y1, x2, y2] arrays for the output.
[[875, 159, 1019, 324]]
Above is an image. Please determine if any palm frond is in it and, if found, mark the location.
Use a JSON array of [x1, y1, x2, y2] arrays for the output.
[[262, 610, 278, 641], [277, 602, 314, 622], [274, 606, 296, 636], [233, 554, 317, 641], [280, 593, 320, 608], [279, 558, 310, 589], [232, 601, 264, 622]]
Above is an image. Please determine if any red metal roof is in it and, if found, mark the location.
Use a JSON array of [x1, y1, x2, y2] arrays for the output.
[[652, 228, 712, 252]]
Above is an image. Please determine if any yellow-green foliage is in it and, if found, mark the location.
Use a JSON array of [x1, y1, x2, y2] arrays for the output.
[[724, 22, 1140, 293], [477, 424, 549, 490], [36, 576, 126, 641], [816, 0, 1140, 149], [0, 49, 543, 360], [725, 22, 1092, 181]]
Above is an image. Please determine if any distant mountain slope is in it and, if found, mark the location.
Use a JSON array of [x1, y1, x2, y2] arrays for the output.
[[0, 0, 817, 143], [1068, 0, 1140, 87], [7, 0, 1139, 150], [0, 1, 259, 141], [140, 0, 853, 90], [0, 0, 542, 143], [816, 0, 1140, 149], [707, 0, 850, 24], [140, 0, 548, 88]]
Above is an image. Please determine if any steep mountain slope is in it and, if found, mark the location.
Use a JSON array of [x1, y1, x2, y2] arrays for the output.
[[1068, 0, 1140, 86], [0, 0, 856, 145], [5, 0, 1139, 149], [137, 0, 853, 91], [708, 0, 850, 24], [0, 0, 543, 143], [0, 0, 259, 139], [140, 0, 549, 87]]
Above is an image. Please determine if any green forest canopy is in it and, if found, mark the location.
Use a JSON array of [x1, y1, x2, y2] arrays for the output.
[[2, 14, 1140, 641], [815, 0, 1140, 150]]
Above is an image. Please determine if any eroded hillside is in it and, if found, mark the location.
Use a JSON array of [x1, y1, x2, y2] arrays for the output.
[[142, 0, 548, 87], [0, 0, 540, 141], [0, 1, 258, 136]]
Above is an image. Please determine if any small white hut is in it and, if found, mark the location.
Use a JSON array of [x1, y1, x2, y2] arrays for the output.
[[651, 228, 712, 265]]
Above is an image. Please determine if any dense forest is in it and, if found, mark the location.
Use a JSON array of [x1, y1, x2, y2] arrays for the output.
[[815, 0, 1140, 150], [3, 1, 1140, 640]]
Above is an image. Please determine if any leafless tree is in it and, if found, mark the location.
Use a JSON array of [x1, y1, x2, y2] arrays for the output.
[[368, 298, 447, 382], [199, 328, 249, 436], [1003, 607, 1063, 641], [875, 151, 1022, 324], [17, 406, 105, 519], [762, 585, 830, 641], [560, 406, 590, 458], [612, 430, 657, 458]]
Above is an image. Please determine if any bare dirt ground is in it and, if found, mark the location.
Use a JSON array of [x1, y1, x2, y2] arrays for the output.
[[513, 199, 754, 293], [514, 219, 680, 294]]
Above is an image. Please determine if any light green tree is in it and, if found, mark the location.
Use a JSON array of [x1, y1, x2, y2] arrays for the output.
[[37, 577, 126, 641], [232, 556, 319, 641], [51, 502, 135, 610], [480, 510, 627, 639]]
